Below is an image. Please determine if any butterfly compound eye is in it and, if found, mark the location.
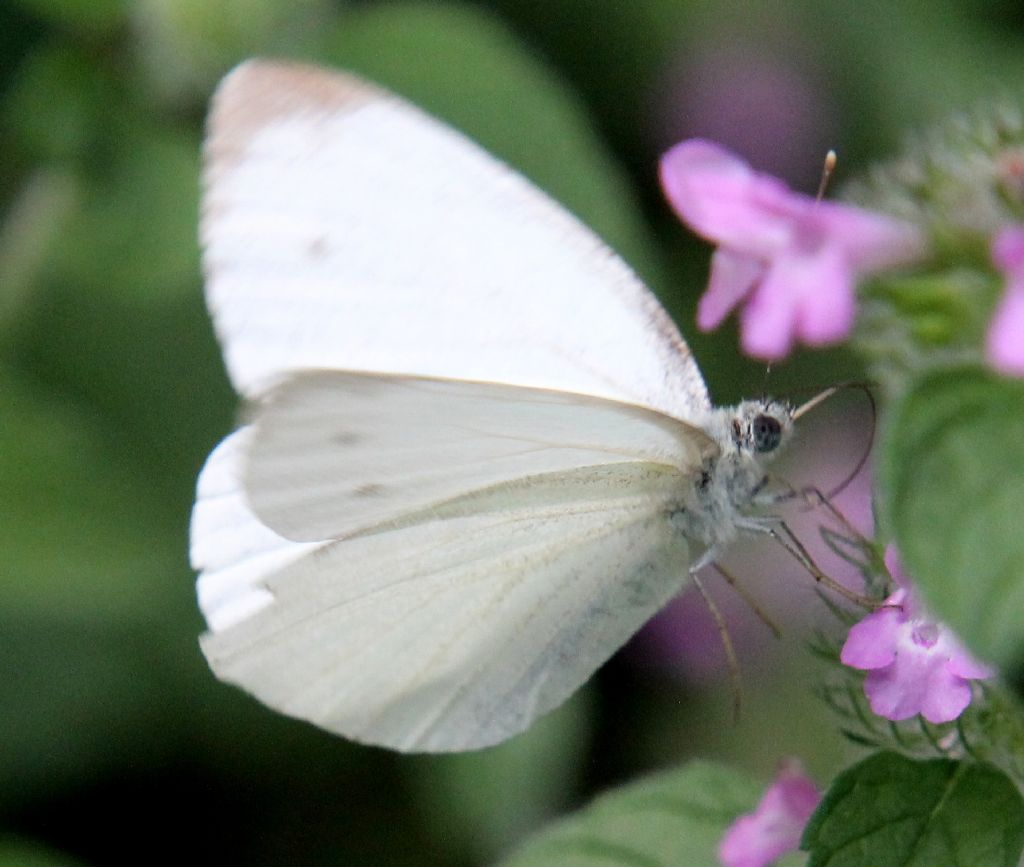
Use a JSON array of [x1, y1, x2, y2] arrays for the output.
[[752, 414, 782, 453]]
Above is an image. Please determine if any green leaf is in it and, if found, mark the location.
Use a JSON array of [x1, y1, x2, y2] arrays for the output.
[[132, 0, 334, 103], [2, 43, 203, 306], [8, 0, 125, 35], [322, 1, 668, 292], [499, 761, 764, 867], [3, 42, 120, 164], [0, 621, 176, 805], [879, 365, 1024, 666], [410, 690, 591, 861], [49, 124, 202, 303], [0, 367, 183, 624], [803, 751, 1024, 867], [0, 838, 85, 867], [0, 170, 78, 332]]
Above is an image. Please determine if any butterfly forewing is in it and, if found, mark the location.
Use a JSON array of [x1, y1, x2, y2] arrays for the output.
[[244, 371, 714, 542], [201, 60, 710, 419]]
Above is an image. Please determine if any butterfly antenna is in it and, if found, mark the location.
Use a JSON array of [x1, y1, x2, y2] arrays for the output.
[[816, 149, 838, 202], [791, 381, 877, 503], [690, 570, 743, 723], [761, 362, 773, 402]]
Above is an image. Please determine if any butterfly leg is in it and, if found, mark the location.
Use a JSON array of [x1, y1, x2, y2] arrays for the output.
[[760, 479, 868, 545], [685, 555, 784, 723], [756, 480, 891, 599], [688, 542, 783, 635], [688, 569, 743, 723], [710, 561, 782, 639], [736, 515, 880, 608]]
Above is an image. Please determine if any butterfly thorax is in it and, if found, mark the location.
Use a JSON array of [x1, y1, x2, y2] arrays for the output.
[[667, 398, 794, 549]]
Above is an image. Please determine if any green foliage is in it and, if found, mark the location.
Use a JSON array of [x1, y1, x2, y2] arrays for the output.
[[880, 366, 1024, 667], [499, 761, 766, 867], [8, 0, 125, 35], [131, 0, 334, 102], [0, 621, 177, 803], [50, 124, 202, 303], [3, 43, 119, 164], [0, 170, 77, 329], [803, 752, 1024, 867], [411, 692, 592, 859], [0, 838, 84, 867], [0, 368, 182, 624]]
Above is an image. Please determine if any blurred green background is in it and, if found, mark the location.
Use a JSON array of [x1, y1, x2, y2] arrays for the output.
[[2, 1, 1023, 864]]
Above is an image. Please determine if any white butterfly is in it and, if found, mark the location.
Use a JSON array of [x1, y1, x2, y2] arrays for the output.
[[191, 59, 795, 752]]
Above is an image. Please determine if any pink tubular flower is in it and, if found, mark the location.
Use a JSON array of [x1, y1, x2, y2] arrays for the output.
[[718, 759, 820, 867], [986, 226, 1024, 376], [659, 140, 927, 360], [840, 546, 994, 724]]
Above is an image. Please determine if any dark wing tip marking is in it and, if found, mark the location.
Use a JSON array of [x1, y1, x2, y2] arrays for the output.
[[211, 58, 379, 135], [202, 59, 384, 203]]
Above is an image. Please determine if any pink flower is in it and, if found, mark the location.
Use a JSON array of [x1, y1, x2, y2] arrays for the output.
[[718, 759, 820, 867], [986, 226, 1024, 376], [840, 546, 994, 724], [659, 140, 927, 360]]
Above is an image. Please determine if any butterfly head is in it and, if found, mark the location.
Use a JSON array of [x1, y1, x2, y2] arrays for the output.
[[671, 397, 794, 548], [730, 398, 794, 463]]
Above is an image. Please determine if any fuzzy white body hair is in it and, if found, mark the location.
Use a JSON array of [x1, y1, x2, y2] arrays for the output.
[[668, 399, 794, 550]]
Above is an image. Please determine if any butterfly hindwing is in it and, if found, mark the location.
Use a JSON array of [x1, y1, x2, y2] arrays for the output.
[[200, 461, 691, 752]]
